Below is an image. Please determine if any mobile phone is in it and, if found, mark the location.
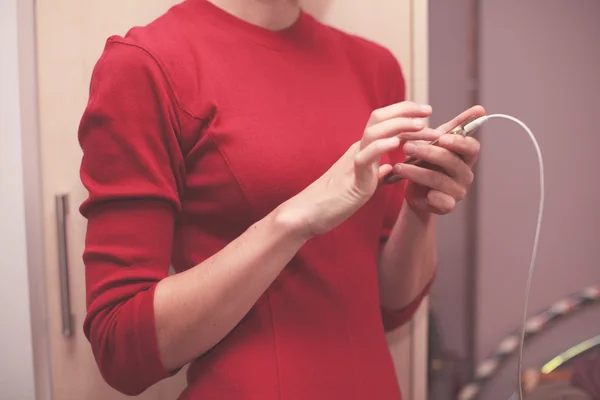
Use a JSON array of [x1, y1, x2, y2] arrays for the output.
[[381, 116, 479, 185]]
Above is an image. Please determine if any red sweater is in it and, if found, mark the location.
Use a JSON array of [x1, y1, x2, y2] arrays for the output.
[[79, 0, 431, 398]]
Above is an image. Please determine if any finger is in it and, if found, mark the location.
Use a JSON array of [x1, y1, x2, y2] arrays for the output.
[[402, 141, 473, 184], [401, 139, 438, 164], [427, 190, 457, 215], [436, 105, 486, 134], [392, 163, 466, 200], [361, 117, 426, 149], [397, 127, 443, 142], [354, 137, 401, 183], [369, 101, 432, 125], [378, 164, 393, 179], [403, 139, 438, 148], [438, 135, 481, 166]]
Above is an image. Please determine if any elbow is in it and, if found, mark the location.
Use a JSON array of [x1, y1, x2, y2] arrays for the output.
[[96, 350, 153, 396], [97, 361, 151, 397], [85, 312, 157, 396], [84, 289, 170, 396]]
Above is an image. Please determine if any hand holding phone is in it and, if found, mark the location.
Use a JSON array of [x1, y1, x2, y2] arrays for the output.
[[379, 104, 485, 215], [381, 115, 480, 185]]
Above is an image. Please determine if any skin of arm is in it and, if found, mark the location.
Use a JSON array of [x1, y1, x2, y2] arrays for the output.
[[377, 202, 436, 311]]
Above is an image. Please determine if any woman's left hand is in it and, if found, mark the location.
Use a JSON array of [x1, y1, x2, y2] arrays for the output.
[[392, 105, 486, 215]]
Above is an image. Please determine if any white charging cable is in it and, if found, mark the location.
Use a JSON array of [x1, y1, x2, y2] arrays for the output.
[[464, 114, 545, 400]]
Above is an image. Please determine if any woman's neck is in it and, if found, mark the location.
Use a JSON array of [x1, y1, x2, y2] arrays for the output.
[[206, 0, 301, 31]]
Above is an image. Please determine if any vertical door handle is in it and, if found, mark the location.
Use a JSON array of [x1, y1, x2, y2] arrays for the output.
[[55, 194, 73, 337]]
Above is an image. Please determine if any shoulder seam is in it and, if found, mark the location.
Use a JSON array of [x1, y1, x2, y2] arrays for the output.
[[106, 38, 206, 122]]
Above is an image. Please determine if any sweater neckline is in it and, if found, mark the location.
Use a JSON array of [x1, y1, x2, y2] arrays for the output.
[[191, 0, 316, 50]]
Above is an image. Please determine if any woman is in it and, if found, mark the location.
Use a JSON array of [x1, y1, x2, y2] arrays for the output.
[[78, 0, 483, 398]]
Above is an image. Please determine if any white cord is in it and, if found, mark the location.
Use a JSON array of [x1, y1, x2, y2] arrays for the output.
[[465, 114, 545, 400]]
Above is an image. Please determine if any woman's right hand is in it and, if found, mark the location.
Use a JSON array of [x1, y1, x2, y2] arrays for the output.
[[281, 101, 437, 239]]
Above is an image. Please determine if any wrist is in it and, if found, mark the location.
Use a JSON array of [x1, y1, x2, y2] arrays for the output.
[[271, 201, 315, 244], [404, 199, 435, 225]]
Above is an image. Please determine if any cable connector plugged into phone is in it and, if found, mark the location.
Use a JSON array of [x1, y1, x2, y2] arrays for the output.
[[464, 115, 490, 134]]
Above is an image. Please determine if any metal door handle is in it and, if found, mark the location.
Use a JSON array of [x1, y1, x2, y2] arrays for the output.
[[55, 194, 73, 337]]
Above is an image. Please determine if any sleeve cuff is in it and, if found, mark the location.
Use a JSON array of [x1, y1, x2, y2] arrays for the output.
[[87, 283, 176, 395], [138, 284, 175, 381], [381, 276, 434, 332]]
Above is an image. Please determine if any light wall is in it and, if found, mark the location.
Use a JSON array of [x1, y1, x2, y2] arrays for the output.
[[0, 0, 36, 398]]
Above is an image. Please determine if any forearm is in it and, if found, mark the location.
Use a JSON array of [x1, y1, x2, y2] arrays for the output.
[[378, 200, 437, 310], [154, 203, 308, 371]]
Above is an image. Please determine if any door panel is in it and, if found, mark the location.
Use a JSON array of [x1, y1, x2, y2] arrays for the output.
[[36, 1, 187, 398], [35, 0, 426, 398]]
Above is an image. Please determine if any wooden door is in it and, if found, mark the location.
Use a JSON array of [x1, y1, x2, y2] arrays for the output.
[[35, 1, 188, 399], [34, 0, 427, 399]]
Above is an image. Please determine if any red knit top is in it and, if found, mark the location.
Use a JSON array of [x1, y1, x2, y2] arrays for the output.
[[78, 1, 431, 398]]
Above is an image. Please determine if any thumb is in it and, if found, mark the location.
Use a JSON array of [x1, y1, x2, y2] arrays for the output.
[[353, 137, 399, 186], [378, 164, 393, 180]]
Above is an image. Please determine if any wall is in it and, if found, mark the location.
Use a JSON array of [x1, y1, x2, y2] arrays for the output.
[[428, 0, 474, 385], [0, 0, 37, 398], [476, 1, 600, 398]]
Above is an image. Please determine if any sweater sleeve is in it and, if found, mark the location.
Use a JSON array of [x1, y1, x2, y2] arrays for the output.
[[381, 278, 433, 331], [78, 38, 185, 395], [377, 50, 434, 331]]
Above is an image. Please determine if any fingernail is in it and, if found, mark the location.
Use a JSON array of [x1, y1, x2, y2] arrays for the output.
[[414, 119, 424, 129], [420, 104, 432, 113], [404, 143, 417, 155]]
